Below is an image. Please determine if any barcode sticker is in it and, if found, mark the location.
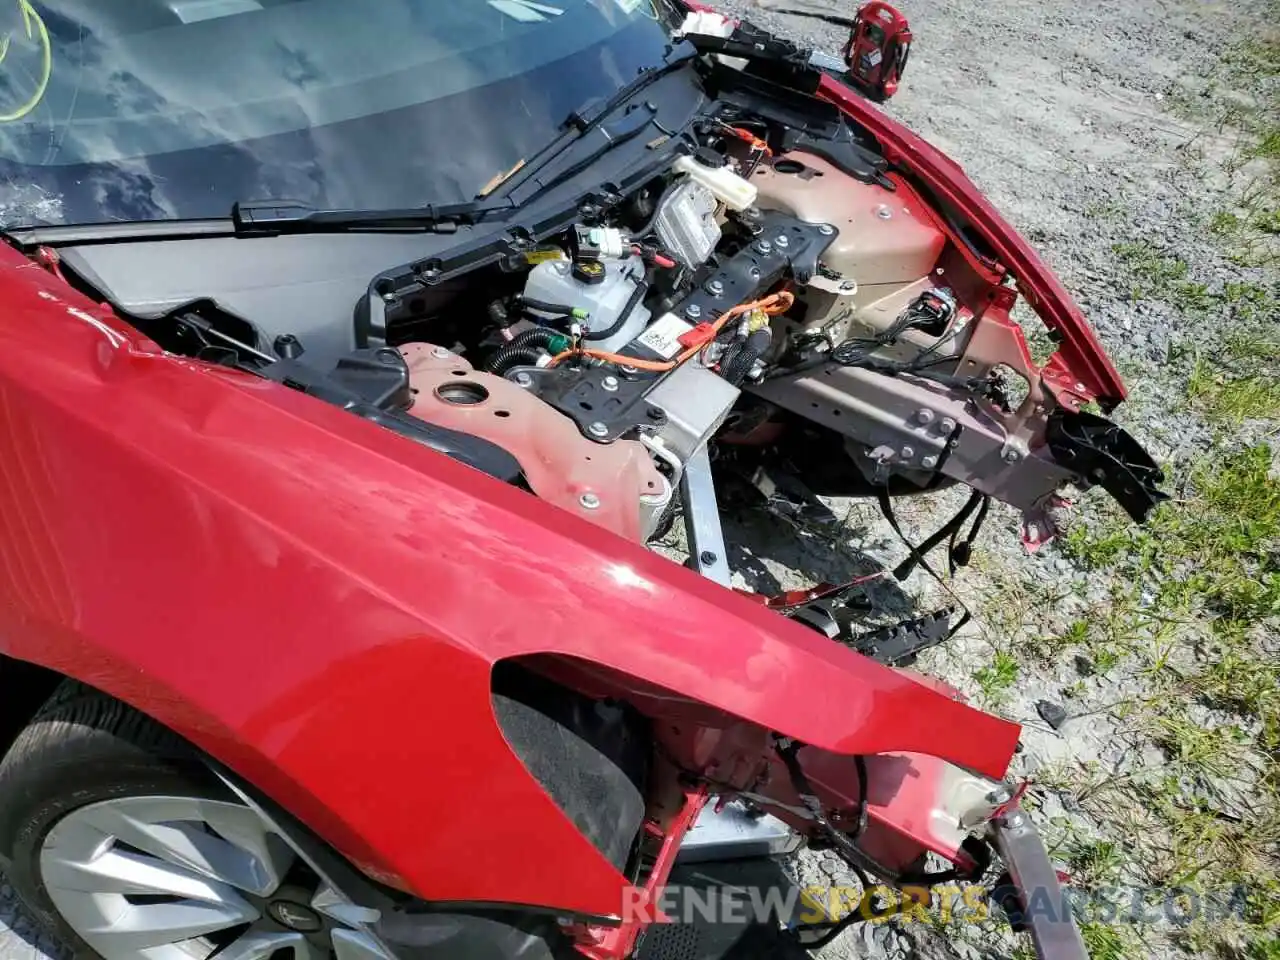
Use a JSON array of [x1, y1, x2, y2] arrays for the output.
[[636, 313, 695, 359]]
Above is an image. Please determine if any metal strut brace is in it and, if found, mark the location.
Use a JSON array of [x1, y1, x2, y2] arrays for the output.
[[680, 446, 732, 586]]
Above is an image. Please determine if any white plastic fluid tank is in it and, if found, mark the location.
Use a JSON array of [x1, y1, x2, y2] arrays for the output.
[[523, 258, 651, 354]]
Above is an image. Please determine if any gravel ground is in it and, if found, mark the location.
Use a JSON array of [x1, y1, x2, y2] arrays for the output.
[[3, 1, 1276, 958]]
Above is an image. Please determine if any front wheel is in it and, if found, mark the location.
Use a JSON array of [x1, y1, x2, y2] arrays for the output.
[[0, 682, 392, 960]]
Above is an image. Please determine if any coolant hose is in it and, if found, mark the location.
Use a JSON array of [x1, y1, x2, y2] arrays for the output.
[[520, 296, 579, 317], [585, 279, 649, 343], [485, 327, 560, 375]]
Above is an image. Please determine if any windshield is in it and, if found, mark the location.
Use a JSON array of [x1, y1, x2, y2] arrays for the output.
[[0, 0, 673, 227]]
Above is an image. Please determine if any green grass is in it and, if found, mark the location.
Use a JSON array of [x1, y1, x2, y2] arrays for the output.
[[973, 650, 1019, 703], [1079, 922, 1137, 960], [1053, 442, 1280, 951], [980, 15, 1280, 959], [1189, 360, 1280, 423], [1065, 838, 1126, 888]]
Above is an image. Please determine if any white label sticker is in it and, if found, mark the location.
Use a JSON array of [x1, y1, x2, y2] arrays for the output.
[[636, 313, 695, 359]]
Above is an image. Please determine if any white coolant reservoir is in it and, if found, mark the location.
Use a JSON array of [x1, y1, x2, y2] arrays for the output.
[[673, 155, 758, 212]]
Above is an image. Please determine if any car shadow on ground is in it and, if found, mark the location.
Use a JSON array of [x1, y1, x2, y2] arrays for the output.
[[719, 493, 920, 625]]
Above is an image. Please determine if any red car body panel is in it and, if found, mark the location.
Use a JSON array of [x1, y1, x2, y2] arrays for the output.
[[0, 245, 1020, 917], [814, 75, 1128, 407]]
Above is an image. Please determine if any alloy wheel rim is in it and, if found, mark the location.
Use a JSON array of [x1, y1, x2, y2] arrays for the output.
[[38, 795, 392, 960]]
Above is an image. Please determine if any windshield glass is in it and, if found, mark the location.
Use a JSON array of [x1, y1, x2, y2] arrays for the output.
[[0, 0, 673, 227]]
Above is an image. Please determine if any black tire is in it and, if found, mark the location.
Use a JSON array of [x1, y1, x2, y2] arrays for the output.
[[0, 680, 222, 960]]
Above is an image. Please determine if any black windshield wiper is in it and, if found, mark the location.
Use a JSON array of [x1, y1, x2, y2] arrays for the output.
[[485, 44, 699, 203], [230, 197, 514, 237]]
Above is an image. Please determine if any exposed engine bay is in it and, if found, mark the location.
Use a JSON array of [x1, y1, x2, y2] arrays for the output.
[[42, 23, 1167, 605]]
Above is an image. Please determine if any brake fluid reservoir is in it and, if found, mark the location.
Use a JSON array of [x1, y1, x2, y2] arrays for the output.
[[674, 155, 758, 212], [523, 259, 651, 354]]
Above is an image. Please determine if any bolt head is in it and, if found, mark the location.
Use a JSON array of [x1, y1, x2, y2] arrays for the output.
[[707, 280, 725, 296], [915, 408, 935, 425], [939, 417, 957, 433], [921, 455, 939, 469], [431, 346, 451, 359], [900, 446, 915, 460], [755, 240, 773, 255], [602, 375, 619, 391], [987, 786, 1012, 805], [686, 304, 703, 320], [588, 421, 609, 438], [513, 371, 533, 387], [876, 205, 893, 220], [381, 292, 398, 303], [775, 234, 790, 248], [580, 493, 601, 509], [1003, 448, 1023, 463], [818, 224, 835, 236]]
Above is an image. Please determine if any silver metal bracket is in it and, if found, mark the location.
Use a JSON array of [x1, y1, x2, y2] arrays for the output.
[[680, 446, 732, 586]]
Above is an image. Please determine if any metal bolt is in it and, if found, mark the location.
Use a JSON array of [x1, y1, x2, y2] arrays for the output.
[[818, 224, 835, 236], [754, 239, 773, 255], [431, 346, 451, 359], [580, 493, 601, 509], [775, 234, 790, 249], [1003, 448, 1023, 463], [915, 408, 935, 425], [602, 375, 619, 392], [876, 205, 893, 220], [686, 304, 703, 320], [921, 455, 939, 469], [1005, 813, 1026, 828], [987, 786, 1012, 805], [513, 371, 533, 388], [749, 267, 762, 280], [619, 365, 639, 377], [381, 291, 398, 303], [900, 446, 915, 460], [700, 551, 718, 565], [707, 279, 725, 297], [938, 417, 957, 433], [588, 421, 609, 438]]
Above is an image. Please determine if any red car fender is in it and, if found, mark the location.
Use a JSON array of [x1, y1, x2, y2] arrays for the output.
[[0, 247, 1019, 917]]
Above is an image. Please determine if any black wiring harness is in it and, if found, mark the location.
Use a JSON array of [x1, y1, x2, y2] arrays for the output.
[[774, 736, 994, 951]]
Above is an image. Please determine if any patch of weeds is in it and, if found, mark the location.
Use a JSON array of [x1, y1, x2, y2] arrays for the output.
[[1065, 838, 1126, 888], [1146, 712, 1250, 782], [973, 650, 1018, 703], [1190, 370, 1280, 423], [1223, 286, 1280, 333], [1250, 937, 1280, 960], [1072, 445, 1280, 623], [1078, 922, 1136, 960], [1111, 242, 1190, 301]]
